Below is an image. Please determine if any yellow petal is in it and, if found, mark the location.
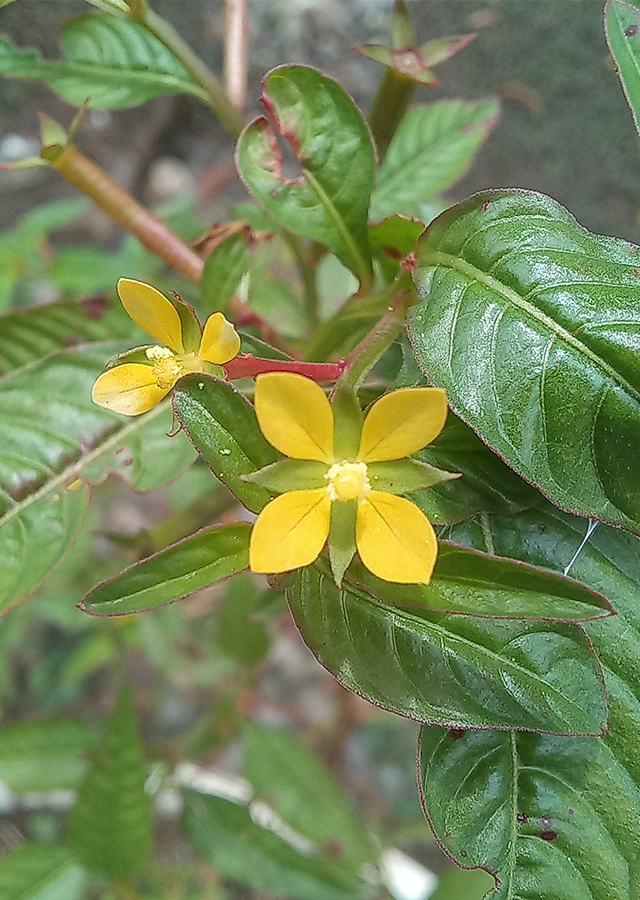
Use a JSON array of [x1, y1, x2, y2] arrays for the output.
[[356, 491, 438, 584], [199, 312, 241, 364], [250, 489, 331, 573], [358, 387, 448, 463], [91, 364, 170, 416], [254, 373, 334, 462], [117, 278, 184, 352]]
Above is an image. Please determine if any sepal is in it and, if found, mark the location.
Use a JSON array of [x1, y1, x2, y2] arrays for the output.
[[368, 458, 460, 494], [241, 459, 327, 492]]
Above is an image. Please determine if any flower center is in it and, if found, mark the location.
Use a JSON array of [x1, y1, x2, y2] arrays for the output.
[[325, 461, 371, 503], [145, 347, 204, 390]]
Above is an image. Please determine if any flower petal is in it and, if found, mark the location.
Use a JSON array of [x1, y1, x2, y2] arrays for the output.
[[358, 387, 448, 462], [250, 489, 331, 573], [199, 312, 241, 364], [356, 491, 438, 583], [254, 373, 334, 462], [92, 364, 170, 416], [117, 278, 184, 352]]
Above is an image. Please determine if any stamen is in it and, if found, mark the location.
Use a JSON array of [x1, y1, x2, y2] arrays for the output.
[[325, 460, 370, 503]]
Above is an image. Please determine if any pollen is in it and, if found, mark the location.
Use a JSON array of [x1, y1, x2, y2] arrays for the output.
[[146, 345, 182, 389], [326, 460, 371, 503]]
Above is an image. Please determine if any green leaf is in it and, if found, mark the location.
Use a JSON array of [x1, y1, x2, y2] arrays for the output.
[[368, 215, 424, 282], [370, 100, 500, 221], [0, 14, 207, 109], [67, 687, 152, 880], [182, 791, 364, 900], [409, 189, 640, 533], [0, 296, 137, 376], [217, 573, 271, 663], [288, 561, 607, 734], [173, 374, 279, 513], [428, 866, 495, 900], [81, 522, 251, 615], [236, 65, 375, 285], [420, 505, 640, 898], [0, 844, 85, 900], [243, 722, 373, 869], [0, 718, 96, 792], [346, 539, 612, 621], [201, 231, 249, 313], [0, 344, 195, 611], [606, 0, 640, 138]]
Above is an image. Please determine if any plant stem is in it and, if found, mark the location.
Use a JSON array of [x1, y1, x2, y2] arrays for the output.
[[224, 0, 248, 111], [283, 232, 320, 330], [43, 145, 204, 283], [368, 67, 416, 161], [224, 355, 345, 382], [340, 289, 408, 391], [143, 8, 244, 137]]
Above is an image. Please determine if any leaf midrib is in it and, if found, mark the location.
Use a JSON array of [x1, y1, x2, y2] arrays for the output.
[[419, 249, 640, 407]]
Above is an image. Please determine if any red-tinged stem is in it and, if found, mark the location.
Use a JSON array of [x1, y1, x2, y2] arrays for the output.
[[42, 144, 204, 284], [224, 354, 346, 382]]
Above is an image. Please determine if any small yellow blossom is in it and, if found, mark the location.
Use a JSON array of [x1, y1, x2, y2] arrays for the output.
[[249, 372, 450, 585], [92, 278, 240, 416]]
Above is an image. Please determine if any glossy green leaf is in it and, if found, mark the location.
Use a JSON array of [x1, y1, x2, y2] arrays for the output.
[[410, 189, 640, 533], [346, 538, 612, 620], [420, 505, 640, 898], [236, 65, 375, 285], [201, 231, 249, 313], [0, 296, 137, 375], [606, 0, 640, 137], [243, 722, 373, 869], [67, 687, 152, 880], [0, 718, 96, 792], [370, 100, 499, 221], [182, 790, 364, 900], [0, 844, 85, 900], [173, 374, 279, 512], [288, 561, 607, 734], [0, 345, 195, 612], [0, 14, 208, 109], [81, 522, 251, 615], [217, 573, 271, 663]]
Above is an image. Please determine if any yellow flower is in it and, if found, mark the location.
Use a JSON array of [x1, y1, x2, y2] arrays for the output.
[[92, 278, 240, 416], [249, 372, 450, 585]]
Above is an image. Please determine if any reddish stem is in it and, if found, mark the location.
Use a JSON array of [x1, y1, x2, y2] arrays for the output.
[[224, 354, 346, 382]]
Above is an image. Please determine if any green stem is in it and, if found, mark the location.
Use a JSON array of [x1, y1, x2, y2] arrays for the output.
[[340, 288, 407, 391], [368, 67, 416, 161], [283, 232, 319, 330], [480, 512, 495, 556], [143, 8, 244, 137]]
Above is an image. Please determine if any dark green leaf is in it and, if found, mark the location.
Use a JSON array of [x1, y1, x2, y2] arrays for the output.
[[201, 232, 249, 313], [289, 561, 607, 734], [236, 65, 375, 285], [410, 189, 640, 532], [0, 14, 207, 109], [67, 687, 152, 880], [0, 844, 85, 900], [183, 790, 364, 900], [243, 722, 373, 869], [0, 719, 96, 792], [346, 538, 612, 620], [173, 374, 279, 512], [606, 0, 640, 138], [217, 573, 271, 663], [370, 100, 500, 220], [80, 522, 251, 615], [420, 505, 640, 898], [0, 344, 195, 611]]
